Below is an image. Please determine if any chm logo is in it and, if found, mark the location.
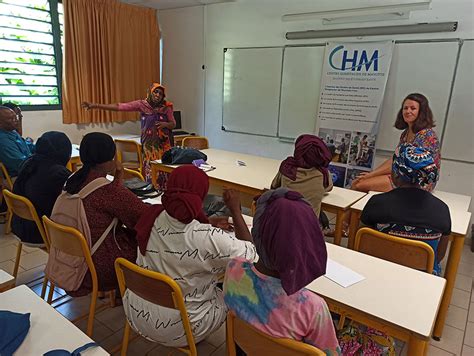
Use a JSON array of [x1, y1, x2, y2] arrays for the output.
[[329, 45, 381, 72]]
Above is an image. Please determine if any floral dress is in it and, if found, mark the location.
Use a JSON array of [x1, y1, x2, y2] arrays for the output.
[[118, 100, 176, 182]]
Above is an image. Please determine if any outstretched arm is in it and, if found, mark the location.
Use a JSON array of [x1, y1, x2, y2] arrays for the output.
[[82, 102, 119, 111]]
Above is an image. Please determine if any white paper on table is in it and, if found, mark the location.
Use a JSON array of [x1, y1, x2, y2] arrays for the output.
[[143, 197, 162, 205], [324, 258, 365, 288]]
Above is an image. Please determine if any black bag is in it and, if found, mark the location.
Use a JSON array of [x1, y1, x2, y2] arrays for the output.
[[123, 178, 160, 198], [162, 147, 207, 165]]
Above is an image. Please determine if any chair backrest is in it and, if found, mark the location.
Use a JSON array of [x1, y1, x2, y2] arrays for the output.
[[42, 216, 97, 283], [354, 227, 435, 273], [2, 189, 49, 249], [123, 168, 145, 181], [115, 139, 142, 169], [182, 136, 209, 150], [0, 163, 13, 190], [114, 258, 197, 354], [226, 312, 325, 356]]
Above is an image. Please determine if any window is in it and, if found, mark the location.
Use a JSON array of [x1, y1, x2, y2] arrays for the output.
[[0, 0, 63, 110]]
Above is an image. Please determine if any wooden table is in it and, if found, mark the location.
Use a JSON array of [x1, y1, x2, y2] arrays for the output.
[[0, 285, 108, 355], [347, 189, 472, 340], [307, 244, 446, 355], [151, 148, 367, 245], [0, 269, 15, 292]]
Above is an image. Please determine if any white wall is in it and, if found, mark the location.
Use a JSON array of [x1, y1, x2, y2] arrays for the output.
[[161, 0, 474, 224], [159, 6, 205, 135]]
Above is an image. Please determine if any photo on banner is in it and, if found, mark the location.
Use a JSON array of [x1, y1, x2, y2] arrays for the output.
[[316, 40, 394, 187]]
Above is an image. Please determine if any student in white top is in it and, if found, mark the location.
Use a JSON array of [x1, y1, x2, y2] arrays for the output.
[[123, 165, 257, 347]]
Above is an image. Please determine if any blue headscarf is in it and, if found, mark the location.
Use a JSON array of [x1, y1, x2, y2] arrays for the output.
[[392, 143, 438, 189]]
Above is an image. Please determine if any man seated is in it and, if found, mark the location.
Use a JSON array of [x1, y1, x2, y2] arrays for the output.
[[361, 143, 451, 275], [0, 105, 34, 177]]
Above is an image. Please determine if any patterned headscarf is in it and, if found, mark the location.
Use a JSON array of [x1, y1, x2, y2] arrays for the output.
[[146, 82, 166, 106], [279, 134, 332, 187], [252, 188, 327, 295], [392, 143, 438, 189]]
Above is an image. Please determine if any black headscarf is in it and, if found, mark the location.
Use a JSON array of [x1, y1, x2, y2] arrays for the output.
[[64, 132, 116, 194], [15, 131, 72, 189]]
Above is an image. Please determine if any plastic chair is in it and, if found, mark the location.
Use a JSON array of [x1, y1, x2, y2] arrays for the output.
[[0, 162, 13, 233], [123, 168, 145, 181], [354, 227, 435, 273], [226, 312, 325, 356], [114, 258, 197, 356], [42, 216, 115, 336], [181, 136, 209, 150], [115, 139, 143, 173], [2, 189, 50, 298]]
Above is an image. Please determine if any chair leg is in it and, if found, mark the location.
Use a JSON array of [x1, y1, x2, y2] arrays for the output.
[[87, 287, 99, 337], [109, 290, 116, 308], [12, 243, 22, 278], [5, 210, 12, 234], [121, 322, 131, 356], [41, 277, 48, 299], [47, 281, 55, 304]]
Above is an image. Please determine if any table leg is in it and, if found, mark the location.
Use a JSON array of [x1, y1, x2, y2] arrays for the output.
[[333, 210, 345, 246], [407, 335, 427, 356], [433, 234, 465, 340], [151, 163, 158, 188], [348, 210, 361, 250]]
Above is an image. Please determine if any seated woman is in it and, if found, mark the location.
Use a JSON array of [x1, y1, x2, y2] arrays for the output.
[[352, 93, 440, 193], [224, 188, 340, 355], [64, 133, 147, 296], [360, 143, 451, 275], [271, 134, 333, 218], [124, 165, 257, 347], [12, 131, 72, 244]]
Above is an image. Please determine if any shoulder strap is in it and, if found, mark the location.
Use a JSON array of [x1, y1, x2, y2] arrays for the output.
[[78, 177, 112, 199], [90, 217, 118, 256]]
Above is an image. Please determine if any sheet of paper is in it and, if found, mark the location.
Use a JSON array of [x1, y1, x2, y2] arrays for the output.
[[325, 258, 365, 288], [143, 197, 162, 205]]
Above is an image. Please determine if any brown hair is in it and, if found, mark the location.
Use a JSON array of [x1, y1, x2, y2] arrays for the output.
[[394, 93, 435, 132]]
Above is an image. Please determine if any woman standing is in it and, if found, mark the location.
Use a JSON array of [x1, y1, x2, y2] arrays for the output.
[[352, 93, 440, 193], [82, 83, 176, 181]]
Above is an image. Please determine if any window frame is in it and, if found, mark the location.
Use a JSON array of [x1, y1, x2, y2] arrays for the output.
[[0, 0, 63, 111]]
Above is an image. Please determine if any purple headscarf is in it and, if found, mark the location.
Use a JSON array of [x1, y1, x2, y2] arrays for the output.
[[279, 134, 332, 187], [252, 188, 327, 295]]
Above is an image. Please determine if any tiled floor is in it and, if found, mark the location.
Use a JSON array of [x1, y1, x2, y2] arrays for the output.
[[1, 222, 473, 355]]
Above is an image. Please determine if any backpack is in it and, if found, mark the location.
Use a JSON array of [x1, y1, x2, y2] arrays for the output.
[[44, 177, 118, 292], [162, 147, 207, 164]]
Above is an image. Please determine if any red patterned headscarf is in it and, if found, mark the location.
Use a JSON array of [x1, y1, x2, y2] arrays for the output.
[[135, 165, 209, 255], [279, 134, 332, 187]]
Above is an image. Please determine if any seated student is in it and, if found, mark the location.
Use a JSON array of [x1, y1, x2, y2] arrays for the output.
[[63, 133, 147, 297], [224, 188, 340, 355], [361, 143, 451, 275], [12, 132, 72, 244], [271, 134, 333, 218], [125, 165, 257, 347], [3, 102, 24, 136], [0, 106, 34, 177]]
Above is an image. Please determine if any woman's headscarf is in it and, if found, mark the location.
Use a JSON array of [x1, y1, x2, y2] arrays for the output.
[[392, 143, 439, 189], [15, 131, 72, 189], [146, 82, 166, 106], [135, 165, 210, 255], [279, 134, 332, 187], [252, 188, 327, 295], [64, 132, 116, 194]]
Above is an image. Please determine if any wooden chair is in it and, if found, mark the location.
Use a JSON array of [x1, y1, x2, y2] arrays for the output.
[[114, 258, 197, 356], [123, 168, 145, 181], [115, 139, 142, 173], [227, 312, 325, 356], [0, 163, 13, 233], [354, 227, 435, 274], [2, 189, 50, 298], [181, 136, 209, 150], [42, 216, 115, 337]]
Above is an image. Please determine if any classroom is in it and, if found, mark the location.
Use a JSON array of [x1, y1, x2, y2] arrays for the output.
[[0, 0, 473, 355]]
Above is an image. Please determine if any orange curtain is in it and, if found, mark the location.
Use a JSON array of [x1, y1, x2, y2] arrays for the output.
[[62, 0, 160, 124]]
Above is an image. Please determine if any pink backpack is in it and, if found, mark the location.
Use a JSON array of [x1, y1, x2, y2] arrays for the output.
[[45, 177, 118, 292]]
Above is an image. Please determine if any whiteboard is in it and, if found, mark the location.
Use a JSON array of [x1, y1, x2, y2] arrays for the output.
[[441, 40, 474, 163], [278, 46, 325, 139], [222, 47, 283, 136], [375, 41, 459, 152]]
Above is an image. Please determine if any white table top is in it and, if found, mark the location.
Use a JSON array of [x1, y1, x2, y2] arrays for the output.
[[0, 269, 14, 289], [0, 285, 108, 355], [307, 244, 446, 338], [71, 144, 80, 159], [111, 134, 141, 144], [350, 190, 472, 236], [321, 186, 366, 209]]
